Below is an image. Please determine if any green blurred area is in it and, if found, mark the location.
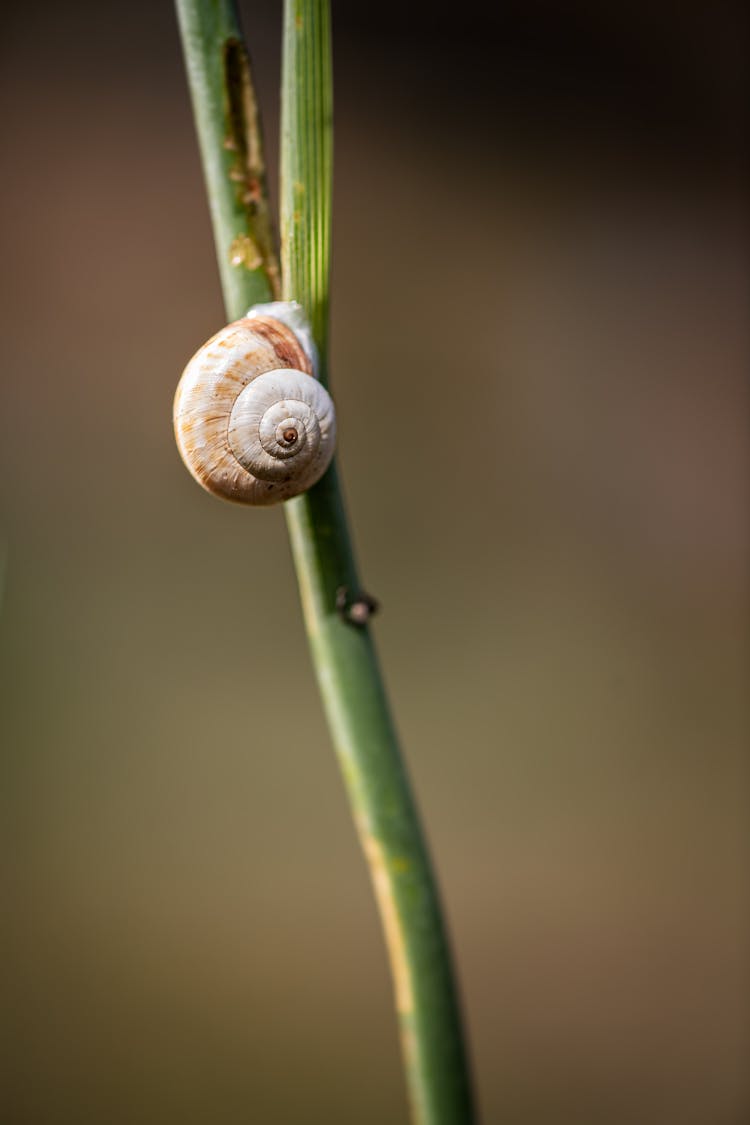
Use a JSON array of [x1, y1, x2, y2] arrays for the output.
[[1, 2, 747, 1123]]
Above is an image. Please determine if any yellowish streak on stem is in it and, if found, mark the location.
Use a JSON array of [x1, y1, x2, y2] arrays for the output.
[[361, 829, 414, 1016]]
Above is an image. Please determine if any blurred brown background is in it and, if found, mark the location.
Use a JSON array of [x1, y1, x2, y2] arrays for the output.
[[1, 1, 747, 1122]]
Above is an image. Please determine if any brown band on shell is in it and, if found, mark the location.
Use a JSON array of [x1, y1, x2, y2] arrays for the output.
[[246, 315, 313, 375]]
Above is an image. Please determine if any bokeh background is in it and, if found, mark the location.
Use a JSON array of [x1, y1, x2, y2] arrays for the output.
[[1, 1, 747, 1122]]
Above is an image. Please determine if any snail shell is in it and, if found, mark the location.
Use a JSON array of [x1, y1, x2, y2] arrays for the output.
[[173, 302, 336, 505]]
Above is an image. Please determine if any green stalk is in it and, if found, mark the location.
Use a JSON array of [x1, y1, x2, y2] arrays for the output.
[[176, 0, 280, 307], [175, 2, 475, 1121]]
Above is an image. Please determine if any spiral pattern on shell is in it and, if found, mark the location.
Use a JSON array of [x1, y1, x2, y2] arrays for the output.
[[173, 310, 336, 505]]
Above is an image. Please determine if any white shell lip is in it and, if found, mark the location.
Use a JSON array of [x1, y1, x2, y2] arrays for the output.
[[247, 300, 319, 376]]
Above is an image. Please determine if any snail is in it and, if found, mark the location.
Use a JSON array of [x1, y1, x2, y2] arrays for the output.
[[173, 301, 336, 505]]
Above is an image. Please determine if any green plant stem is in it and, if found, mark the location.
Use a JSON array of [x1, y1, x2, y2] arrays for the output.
[[175, 2, 475, 1121], [175, 0, 279, 307]]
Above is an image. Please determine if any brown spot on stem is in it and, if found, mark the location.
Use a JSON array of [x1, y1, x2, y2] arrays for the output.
[[229, 233, 262, 270], [222, 38, 281, 297]]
